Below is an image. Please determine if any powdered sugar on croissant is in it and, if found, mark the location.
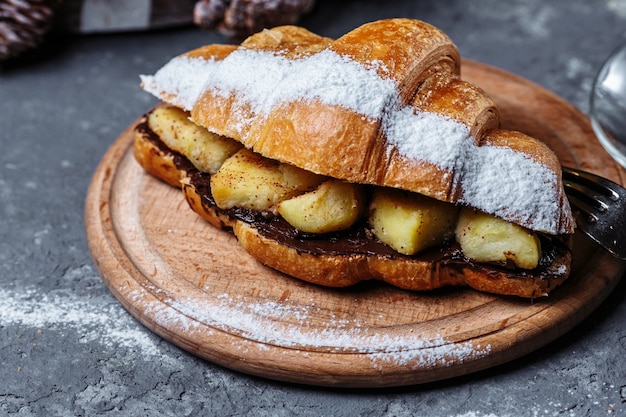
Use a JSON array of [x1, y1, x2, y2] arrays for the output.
[[140, 19, 574, 235]]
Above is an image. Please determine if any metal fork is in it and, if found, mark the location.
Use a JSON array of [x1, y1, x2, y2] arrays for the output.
[[562, 166, 626, 260]]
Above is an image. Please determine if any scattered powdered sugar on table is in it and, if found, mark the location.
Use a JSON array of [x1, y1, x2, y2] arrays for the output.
[[141, 46, 569, 234], [0, 285, 162, 358], [134, 285, 492, 370]]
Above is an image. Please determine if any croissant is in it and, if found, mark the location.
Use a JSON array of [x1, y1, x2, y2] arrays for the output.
[[135, 18, 575, 297]]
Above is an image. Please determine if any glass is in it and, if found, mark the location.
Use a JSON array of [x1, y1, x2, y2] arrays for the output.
[[590, 42, 626, 169]]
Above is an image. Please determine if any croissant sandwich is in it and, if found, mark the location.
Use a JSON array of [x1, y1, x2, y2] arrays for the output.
[[134, 18, 575, 298]]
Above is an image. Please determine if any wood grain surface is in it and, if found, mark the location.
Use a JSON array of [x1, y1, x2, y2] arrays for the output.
[[85, 60, 626, 388]]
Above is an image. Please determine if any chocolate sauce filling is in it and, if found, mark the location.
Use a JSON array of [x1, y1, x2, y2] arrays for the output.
[[138, 119, 570, 280]]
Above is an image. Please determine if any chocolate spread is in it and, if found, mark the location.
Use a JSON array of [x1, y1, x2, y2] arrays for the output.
[[138, 120, 569, 281]]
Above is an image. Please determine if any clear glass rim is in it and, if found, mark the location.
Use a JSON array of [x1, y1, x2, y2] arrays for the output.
[[590, 41, 626, 170]]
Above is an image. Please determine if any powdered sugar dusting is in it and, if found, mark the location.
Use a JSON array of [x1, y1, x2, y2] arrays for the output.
[[386, 106, 471, 171], [142, 49, 397, 118], [459, 144, 562, 230], [134, 288, 492, 369], [141, 48, 568, 234], [140, 56, 216, 110]]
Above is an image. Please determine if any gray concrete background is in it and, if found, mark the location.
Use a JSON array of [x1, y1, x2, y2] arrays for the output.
[[1, 1, 626, 416]]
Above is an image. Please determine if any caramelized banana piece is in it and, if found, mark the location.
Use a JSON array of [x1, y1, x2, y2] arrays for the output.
[[148, 106, 243, 174], [211, 148, 325, 211], [369, 188, 458, 255], [455, 207, 541, 269], [278, 180, 365, 234]]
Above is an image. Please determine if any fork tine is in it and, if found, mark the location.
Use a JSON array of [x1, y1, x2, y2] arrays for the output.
[[562, 167, 623, 201], [562, 170, 610, 223], [562, 190, 604, 223], [562, 166, 626, 260]]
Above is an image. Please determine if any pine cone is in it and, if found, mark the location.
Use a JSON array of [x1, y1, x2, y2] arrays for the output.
[[0, 0, 62, 60], [194, 0, 315, 38]]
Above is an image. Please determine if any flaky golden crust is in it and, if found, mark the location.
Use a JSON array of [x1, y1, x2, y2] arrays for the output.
[[328, 19, 460, 102], [133, 125, 572, 298], [143, 19, 574, 234], [411, 72, 500, 140], [135, 19, 575, 297], [233, 212, 571, 298], [233, 221, 370, 288], [189, 21, 466, 191]]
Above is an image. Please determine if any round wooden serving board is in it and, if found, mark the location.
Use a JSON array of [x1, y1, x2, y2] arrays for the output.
[[86, 60, 626, 388]]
